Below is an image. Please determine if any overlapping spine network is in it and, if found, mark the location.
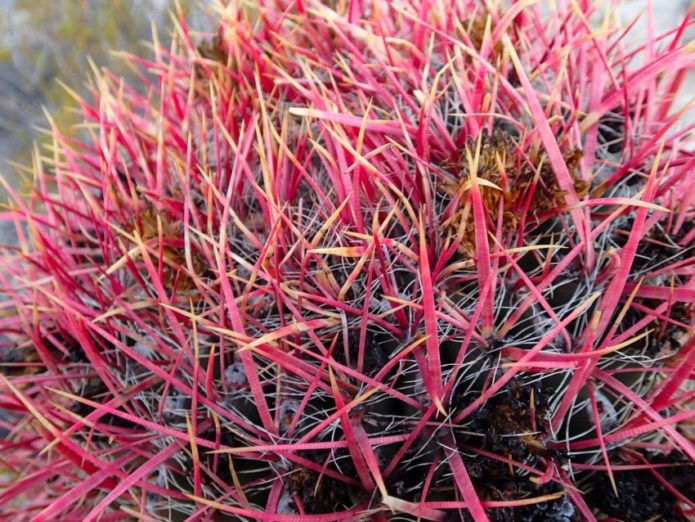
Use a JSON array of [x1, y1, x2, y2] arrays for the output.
[[1, 1, 694, 521]]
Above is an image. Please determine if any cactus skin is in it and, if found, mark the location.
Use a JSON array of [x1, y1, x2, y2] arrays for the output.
[[1, 1, 694, 521]]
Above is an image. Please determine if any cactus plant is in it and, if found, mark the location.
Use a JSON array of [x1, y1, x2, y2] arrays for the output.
[[1, 1, 694, 520]]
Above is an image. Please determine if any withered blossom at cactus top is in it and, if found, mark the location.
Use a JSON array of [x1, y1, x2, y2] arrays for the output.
[[0, 1, 694, 521]]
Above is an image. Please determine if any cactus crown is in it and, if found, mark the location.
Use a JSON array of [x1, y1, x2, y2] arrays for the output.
[[1, 1, 694, 521]]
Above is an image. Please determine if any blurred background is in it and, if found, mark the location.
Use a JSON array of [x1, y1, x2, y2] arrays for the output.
[[0, 0, 212, 201]]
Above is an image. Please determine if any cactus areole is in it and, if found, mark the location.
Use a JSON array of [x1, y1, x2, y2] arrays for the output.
[[1, 1, 694, 521]]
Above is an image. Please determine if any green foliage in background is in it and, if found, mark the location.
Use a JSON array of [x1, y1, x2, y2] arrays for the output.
[[0, 0, 193, 197]]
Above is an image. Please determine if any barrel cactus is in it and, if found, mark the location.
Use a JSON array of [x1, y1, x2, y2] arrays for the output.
[[1, 1, 693, 520]]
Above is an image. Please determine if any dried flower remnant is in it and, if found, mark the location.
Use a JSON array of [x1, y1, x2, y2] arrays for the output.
[[463, 16, 505, 58], [123, 206, 207, 291], [195, 34, 236, 97], [0, 342, 40, 377], [440, 131, 588, 254]]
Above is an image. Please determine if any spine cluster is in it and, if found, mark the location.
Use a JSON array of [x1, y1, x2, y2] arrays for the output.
[[0, 1, 693, 521]]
